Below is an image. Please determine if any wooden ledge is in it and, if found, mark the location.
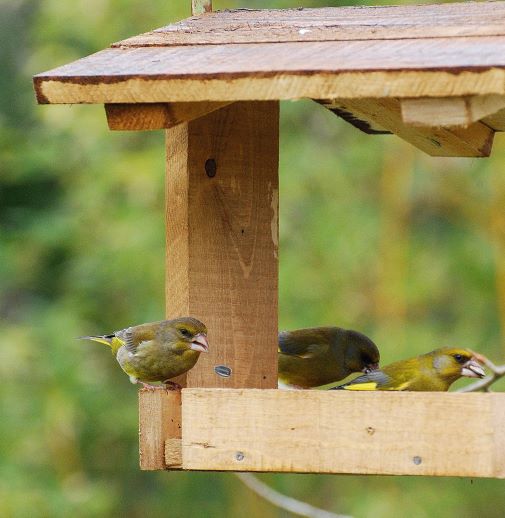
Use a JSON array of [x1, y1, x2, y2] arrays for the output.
[[139, 388, 505, 478], [182, 389, 505, 477]]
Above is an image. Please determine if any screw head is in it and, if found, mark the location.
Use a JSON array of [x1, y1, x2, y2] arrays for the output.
[[235, 451, 244, 461], [205, 158, 217, 178], [413, 456, 422, 465], [235, 451, 245, 462]]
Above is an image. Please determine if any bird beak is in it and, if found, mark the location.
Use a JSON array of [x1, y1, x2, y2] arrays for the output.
[[461, 359, 485, 379], [190, 333, 209, 353], [363, 363, 379, 374]]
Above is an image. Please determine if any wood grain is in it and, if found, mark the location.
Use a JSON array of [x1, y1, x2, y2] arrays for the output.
[[139, 389, 181, 470], [401, 95, 505, 127], [316, 99, 390, 135], [483, 108, 505, 131], [33, 38, 505, 105], [181, 389, 505, 478], [165, 102, 279, 389], [115, 2, 505, 47], [105, 102, 230, 130], [326, 98, 494, 157]]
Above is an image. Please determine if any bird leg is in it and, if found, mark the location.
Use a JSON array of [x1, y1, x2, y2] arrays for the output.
[[139, 381, 164, 391], [277, 381, 307, 390], [162, 380, 182, 391]]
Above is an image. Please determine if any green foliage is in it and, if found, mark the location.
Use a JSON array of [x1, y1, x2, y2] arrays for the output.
[[1, 0, 504, 516]]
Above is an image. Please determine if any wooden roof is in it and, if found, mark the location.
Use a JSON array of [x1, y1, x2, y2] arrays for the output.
[[34, 1, 505, 105]]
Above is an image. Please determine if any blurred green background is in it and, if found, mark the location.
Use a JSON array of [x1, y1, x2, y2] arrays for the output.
[[1, 0, 505, 516]]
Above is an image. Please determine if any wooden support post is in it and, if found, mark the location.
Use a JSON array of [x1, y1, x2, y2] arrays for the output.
[[139, 389, 181, 470], [137, 101, 278, 470], [165, 102, 279, 390]]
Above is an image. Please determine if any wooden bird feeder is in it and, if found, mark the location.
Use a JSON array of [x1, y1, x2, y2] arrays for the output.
[[34, 1, 505, 478]]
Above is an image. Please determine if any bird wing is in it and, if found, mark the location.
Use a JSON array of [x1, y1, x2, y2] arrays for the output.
[[334, 370, 400, 391], [278, 331, 329, 358], [116, 324, 156, 354]]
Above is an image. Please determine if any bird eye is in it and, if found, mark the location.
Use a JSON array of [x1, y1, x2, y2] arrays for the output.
[[453, 354, 465, 364], [180, 328, 191, 337]]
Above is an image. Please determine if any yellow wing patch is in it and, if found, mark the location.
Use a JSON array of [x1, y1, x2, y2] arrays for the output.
[[386, 381, 410, 391], [342, 382, 378, 391]]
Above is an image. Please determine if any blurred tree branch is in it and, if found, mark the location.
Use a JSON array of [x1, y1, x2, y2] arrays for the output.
[[235, 473, 351, 518], [458, 354, 505, 392]]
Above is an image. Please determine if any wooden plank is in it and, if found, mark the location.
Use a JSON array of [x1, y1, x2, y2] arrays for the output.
[[192, 0, 212, 16], [104, 102, 230, 130], [139, 389, 181, 470], [401, 95, 505, 127], [165, 102, 279, 389], [492, 395, 505, 476], [33, 38, 505, 105], [328, 98, 494, 157], [482, 107, 505, 131], [316, 99, 390, 135], [115, 2, 505, 47], [181, 389, 505, 478]]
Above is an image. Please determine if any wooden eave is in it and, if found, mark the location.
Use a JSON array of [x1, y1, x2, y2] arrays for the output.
[[33, 2, 505, 105]]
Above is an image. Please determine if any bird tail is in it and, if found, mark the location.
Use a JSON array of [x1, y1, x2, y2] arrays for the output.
[[77, 334, 123, 354]]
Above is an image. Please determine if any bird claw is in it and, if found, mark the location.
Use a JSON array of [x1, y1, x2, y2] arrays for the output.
[[162, 380, 182, 391], [139, 382, 163, 391], [137, 380, 182, 391]]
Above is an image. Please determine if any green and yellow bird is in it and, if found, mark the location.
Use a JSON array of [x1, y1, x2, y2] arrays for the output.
[[278, 326, 380, 389], [332, 347, 485, 392], [80, 317, 209, 389]]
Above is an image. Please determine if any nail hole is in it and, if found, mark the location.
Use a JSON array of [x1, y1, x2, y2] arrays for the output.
[[205, 158, 217, 177]]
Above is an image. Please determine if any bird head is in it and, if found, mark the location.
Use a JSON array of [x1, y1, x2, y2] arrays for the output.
[[164, 317, 209, 354], [431, 347, 485, 383], [343, 330, 380, 374]]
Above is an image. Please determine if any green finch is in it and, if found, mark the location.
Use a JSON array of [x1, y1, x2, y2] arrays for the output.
[[332, 347, 485, 391], [278, 326, 380, 389], [80, 317, 208, 389]]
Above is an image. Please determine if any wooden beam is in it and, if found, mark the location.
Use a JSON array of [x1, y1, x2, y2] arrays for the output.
[[180, 389, 505, 478], [482, 107, 505, 131], [316, 99, 390, 135], [400, 95, 505, 127], [104, 102, 231, 131], [139, 389, 181, 470], [165, 102, 279, 389], [326, 98, 494, 157]]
